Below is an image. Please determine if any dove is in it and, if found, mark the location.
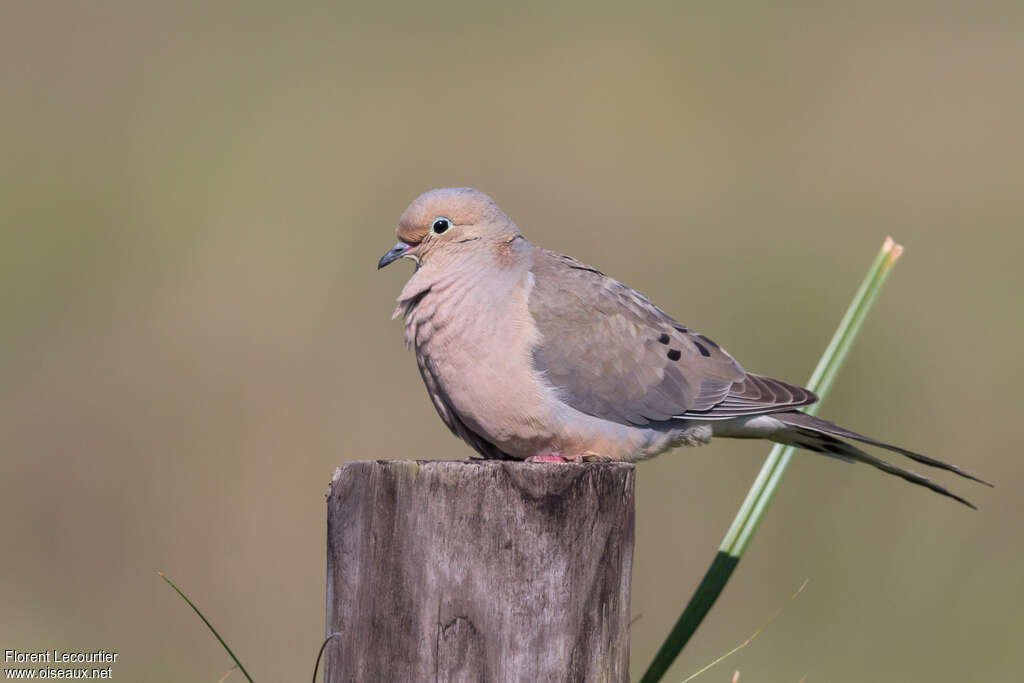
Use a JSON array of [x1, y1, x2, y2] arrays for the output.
[[377, 188, 989, 507]]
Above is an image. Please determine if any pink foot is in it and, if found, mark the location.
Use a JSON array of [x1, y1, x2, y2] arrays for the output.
[[526, 455, 570, 463]]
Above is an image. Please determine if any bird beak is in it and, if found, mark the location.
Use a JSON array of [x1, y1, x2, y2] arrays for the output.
[[377, 241, 411, 269]]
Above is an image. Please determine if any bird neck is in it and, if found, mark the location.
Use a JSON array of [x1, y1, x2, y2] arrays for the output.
[[398, 237, 531, 307]]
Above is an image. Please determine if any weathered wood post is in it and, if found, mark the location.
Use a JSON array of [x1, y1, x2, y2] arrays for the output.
[[325, 460, 635, 682]]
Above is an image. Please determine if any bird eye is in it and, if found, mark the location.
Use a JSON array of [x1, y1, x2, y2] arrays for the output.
[[431, 217, 451, 234]]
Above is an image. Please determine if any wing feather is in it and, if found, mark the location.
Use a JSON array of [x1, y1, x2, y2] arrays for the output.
[[527, 249, 818, 425]]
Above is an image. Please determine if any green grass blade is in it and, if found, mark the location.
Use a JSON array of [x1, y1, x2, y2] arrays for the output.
[[639, 238, 903, 683], [679, 579, 809, 683], [640, 552, 739, 683], [159, 572, 256, 683]]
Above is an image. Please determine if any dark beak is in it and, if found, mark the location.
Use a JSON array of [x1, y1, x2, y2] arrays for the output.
[[377, 241, 411, 270]]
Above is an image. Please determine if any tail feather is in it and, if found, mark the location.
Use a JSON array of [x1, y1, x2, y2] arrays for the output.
[[771, 412, 985, 509], [776, 411, 993, 487]]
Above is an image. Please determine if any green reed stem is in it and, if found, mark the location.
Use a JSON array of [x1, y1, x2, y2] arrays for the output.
[[640, 238, 903, 683]]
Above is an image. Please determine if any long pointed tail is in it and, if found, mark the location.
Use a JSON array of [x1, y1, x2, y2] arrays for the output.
[[771, 411, 991, 509]]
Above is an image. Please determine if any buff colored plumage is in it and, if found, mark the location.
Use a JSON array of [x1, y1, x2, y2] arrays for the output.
[[378, 188, 989, 506]]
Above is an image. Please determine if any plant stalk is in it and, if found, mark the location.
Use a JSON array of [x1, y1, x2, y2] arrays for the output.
[[639, 238, 903, 683]]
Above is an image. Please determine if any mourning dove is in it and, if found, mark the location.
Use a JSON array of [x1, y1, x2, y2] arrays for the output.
[[378, 188, 989, 507]]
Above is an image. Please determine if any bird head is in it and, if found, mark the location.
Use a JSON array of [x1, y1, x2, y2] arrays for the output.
[[377, 188, 521, 270]]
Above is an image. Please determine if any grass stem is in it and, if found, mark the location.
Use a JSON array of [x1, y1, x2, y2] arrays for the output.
[[159, 572, 255, 683], [639, 238, 903, 683]]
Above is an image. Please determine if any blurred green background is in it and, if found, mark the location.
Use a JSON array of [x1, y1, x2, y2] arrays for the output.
[[2, 1, 1021, 681]]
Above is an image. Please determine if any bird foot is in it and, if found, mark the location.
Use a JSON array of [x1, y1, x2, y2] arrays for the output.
[[526, 455, 572, 464], [525, 454, 602, 464]]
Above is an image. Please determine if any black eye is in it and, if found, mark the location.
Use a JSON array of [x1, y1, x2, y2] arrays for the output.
[[431, 217, 450, 234]]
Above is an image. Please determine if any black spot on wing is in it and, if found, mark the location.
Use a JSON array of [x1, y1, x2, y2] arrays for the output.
[[658, 333, 670, 344], [693, 341, 711, 357], [667, 349, 681, 361]]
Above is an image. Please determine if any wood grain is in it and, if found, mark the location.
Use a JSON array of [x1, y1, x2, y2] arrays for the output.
[[325, 460, 635, 683]]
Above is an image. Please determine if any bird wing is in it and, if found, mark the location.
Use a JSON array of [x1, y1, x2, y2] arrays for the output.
[[527, 250, 816, 425], [684, 372, 818, 420]]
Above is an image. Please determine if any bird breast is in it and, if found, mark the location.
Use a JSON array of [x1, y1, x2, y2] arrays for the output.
[[398, 263, 557, 454]]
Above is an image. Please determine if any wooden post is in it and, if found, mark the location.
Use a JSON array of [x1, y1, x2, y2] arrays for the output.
[[325, 460, 635, 683]]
